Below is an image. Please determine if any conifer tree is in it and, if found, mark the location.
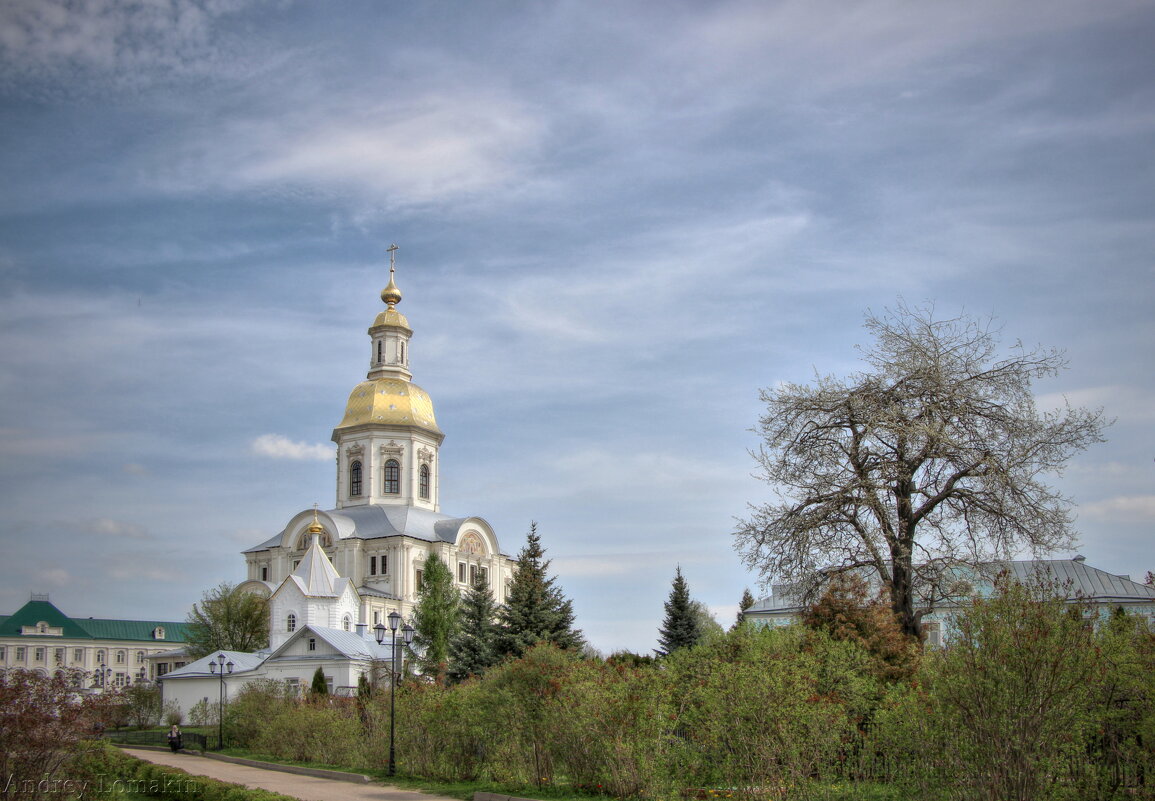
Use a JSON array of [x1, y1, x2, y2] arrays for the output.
[[657, 566, 701, 656], [310, 666, 328, 696], [448, 575, 501, 683], [497, 522, 584, 658], [733, 588, 756, 629], [410, 553, 459, 684]]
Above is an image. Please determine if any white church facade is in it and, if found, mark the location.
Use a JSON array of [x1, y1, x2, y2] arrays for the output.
[[236, 253, 515, 642], [161, 251, 515, 711]]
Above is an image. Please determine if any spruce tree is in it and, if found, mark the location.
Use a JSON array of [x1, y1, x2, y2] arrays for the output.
[[733, 587, 756, 629], [410, 553, 459, 684], [657, 566, 701, 656], [448, 575, 500, 683], [310, 666, 328, 696], [497, 522, 584, 658]]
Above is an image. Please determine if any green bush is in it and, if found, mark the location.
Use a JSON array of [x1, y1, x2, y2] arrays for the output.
[[252, 699, 366, 766], [224, 679, 299, 749]]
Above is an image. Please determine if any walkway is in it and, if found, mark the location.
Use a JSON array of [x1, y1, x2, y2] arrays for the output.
[[119, 748, 462, 801]]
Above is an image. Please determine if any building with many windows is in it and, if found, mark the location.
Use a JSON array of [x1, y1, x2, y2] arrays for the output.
[[0, 593, 188, 688]]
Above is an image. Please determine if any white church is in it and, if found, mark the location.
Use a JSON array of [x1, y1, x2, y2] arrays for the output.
[[160, 251, 517, 710]]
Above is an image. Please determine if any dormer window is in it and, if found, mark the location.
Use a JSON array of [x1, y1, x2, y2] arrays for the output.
[[383, 459, 400, 494], [153, 627, 165, 640], [419, 464, 430, 500], [342, 615, 351, 631], [349, 460, 363, 497]]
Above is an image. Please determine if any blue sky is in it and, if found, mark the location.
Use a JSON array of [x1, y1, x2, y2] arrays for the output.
[[1, 0, 1152, 655]]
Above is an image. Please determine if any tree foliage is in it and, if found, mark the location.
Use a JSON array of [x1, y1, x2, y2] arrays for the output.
[[410, 552, 459, 684], [310, 666, 328, 697], [733, 587, 756, 629], [185, 582, 270, 659], [657, 566, 701, 655], [802, 573, 919, 681], [0, 668, 101, 800], [448, 574, 501, 683], [735, 301, 1108, 637], [498, 522, 583, 658]]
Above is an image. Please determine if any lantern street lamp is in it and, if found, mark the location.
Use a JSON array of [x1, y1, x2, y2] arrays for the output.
[[208, 653, 234, 750], [374, 611, 415, 776], [96, 663, 112, 691]]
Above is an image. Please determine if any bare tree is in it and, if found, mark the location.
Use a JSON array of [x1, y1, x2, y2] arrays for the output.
[[734, 301, 1109, 639]]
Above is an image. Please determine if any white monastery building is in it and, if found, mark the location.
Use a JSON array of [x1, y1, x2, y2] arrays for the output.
[[161, 251, 516, 711]]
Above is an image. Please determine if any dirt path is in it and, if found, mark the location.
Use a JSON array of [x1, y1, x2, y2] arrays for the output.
[[118, 748, 462, 801]]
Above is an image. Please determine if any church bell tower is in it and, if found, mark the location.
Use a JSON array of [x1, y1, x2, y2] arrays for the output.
[[330, 247, 444, 512]]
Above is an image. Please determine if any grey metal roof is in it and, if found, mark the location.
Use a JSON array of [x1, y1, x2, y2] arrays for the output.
[[160, 650, 265, 679], [1001, 559, 1155, 602], [746, 558, 1155, 615], [264, 624, 394, 662], [244, 504, 481, 553]]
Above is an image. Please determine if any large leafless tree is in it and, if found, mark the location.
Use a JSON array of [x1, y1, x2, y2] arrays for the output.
[[734, 302, 1109, 639]]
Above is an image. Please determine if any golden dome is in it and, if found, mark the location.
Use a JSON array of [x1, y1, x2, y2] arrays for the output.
[[381, 273, 402, 308], [334, 377, 442, 436]]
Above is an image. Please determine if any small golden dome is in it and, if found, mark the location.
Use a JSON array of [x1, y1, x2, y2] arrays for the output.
[[381, 273, 402, 308], [306, 506, 325, 535], [334, 377, 442, 437]]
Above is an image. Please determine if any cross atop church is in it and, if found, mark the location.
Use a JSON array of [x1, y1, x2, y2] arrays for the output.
[[387, 243, 399, 276]]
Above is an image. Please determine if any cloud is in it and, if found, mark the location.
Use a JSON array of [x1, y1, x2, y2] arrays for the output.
[[122, 463, 149, 475], [36, 568, 71, 588], [145, 92, 543, 209], [1081, 495, 1155, 524], [250, 434, 333, 461], [87, 518, 150, 540], [0, 0, 270, 90], [1036, 385, 1154, 423]]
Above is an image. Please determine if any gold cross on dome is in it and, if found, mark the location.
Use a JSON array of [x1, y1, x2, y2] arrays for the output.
[[387, 243, 399, 276]]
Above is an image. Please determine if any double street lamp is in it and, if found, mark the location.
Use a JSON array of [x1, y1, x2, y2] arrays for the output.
[[374, 611, 415, 776], [208, 653, 234, 750]]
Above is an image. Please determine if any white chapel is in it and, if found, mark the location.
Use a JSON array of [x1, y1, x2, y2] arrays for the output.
[[235, 251, 514, 649]]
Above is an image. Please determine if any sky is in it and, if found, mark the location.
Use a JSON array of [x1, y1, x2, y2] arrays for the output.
[[0, 0, 1152, 656]]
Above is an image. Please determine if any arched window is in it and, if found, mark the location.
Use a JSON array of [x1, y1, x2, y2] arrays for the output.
[[286, 613, 297, 633], [349, 460, 363, 497], [342, 615, 351, 632], [115, 650, 126, 664], [383, 459, 400, 494], [419, 464, 430, 500], [96, 650, 105, 664], [376, 341, 382, 363]]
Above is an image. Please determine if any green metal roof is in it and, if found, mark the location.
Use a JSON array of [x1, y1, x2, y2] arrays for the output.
[[0, 599, 187, 643], [79, 618, 189, 643], [0, 600, 94, 639]]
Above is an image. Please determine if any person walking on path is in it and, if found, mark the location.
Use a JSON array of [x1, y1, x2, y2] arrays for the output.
[[166, 725, 182, 753]]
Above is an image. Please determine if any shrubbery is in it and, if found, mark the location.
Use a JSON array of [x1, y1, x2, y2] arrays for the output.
[[215, 582, 1154, 801]]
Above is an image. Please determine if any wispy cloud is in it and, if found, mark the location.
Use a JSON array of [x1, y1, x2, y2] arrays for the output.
[[84, 518, 150, 540], [1082, 496, 1155, 524], [0, 0, 274, 90], [251, 434, 333, 461]]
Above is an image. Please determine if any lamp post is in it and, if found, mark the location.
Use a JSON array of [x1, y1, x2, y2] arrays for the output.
[[374, 612, 415, 776], [96, 663, 112, 692], [208, 653, 234, 750]]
